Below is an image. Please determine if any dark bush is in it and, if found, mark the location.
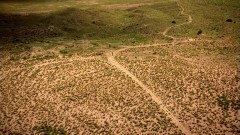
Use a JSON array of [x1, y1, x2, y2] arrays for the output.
[[33, 124, 67, 135], [172, 21, 176, 24], [226, 19, 233, 22], [197, 29, 202, 35], [217, 96, 229, 110], [59, 49, 68, 54]]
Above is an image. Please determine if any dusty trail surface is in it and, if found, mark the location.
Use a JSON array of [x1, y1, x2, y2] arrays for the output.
[[107, 54, 192, 135], [106, 1, 195, 135]]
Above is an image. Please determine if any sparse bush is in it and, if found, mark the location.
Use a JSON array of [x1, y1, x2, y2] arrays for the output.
[[197, 30, 203, 35], [33, 124, 67, 135], [22, 55, 30, 60], [44, 55, 55, 59], [217, 96, 229, 110], [231, 99, 240, 110], [10, 56, 20, 61], [226, 19, 233, 22], [59, 49, 68, 54], [91, 42, 99, 46], [96, 52, 103, 55], [217, 96, 240, 111]]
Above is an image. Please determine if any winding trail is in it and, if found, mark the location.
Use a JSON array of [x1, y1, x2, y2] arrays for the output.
[[162, 2, 193, 42], [0, 1, 200, 134], [106, 1, 195, 135]]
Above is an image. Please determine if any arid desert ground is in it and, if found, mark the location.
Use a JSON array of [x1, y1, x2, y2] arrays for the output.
[[0, 0, 239, 134]]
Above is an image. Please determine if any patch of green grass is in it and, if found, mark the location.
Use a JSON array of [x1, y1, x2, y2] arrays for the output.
[[8, 44, 31, 55], [189, 50, 198, 57], [169, 0, 240, 43], [59, 49, 68, 55], [91, 42, 99, 47], [10, 55, 20, 61], [22, 55, 30, 60], [0, 0, 185, 55], [33, 124, 67, 135]]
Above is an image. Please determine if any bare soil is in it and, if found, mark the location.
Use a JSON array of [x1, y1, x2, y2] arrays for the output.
[[0, 1, 239, 135]]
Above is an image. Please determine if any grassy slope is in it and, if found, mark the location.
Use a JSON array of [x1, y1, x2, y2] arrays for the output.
[[0, 0, 185, 56], [169, 0, 240, 44]]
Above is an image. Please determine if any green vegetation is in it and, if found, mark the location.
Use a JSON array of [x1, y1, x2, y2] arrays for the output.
[[33, 124, 67, 135], [59, 49, 68, 55], [217, 96, 230, 110], [217, 96, 240, 111], [169, 0, 240, 43], [0, 0, 186, 56]]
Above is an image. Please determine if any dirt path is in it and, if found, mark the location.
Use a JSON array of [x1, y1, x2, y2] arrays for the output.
[[106, 1, 195, 135], [107, 54, 192, 135], [162, 3, 193, 42]]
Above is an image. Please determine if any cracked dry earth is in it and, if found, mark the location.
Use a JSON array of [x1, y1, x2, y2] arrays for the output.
[[0, 57, 183, 134]]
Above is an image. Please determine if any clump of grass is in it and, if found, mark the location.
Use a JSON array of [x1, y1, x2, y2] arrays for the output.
[[33, 124, 67, 135], [190, 51, 198, 57], [91, 42, 99, 47], [96, 52, 103, 55], [10, 56, 20, 61], [59, 49, 68, 54], [22, 55, 30, 60], [217, 96, 229, 110], [217, 96, 239, 111], [31, 54, 55, 61], [231, 99, 240, 110]]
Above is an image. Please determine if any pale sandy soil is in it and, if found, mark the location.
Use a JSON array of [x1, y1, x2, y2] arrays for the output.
[[1, 1, 156, 15], [0, 57, 183, 134], [115, 42, 239, 134], [0, 1, 239, 135], [101, 3, 154, 10]]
